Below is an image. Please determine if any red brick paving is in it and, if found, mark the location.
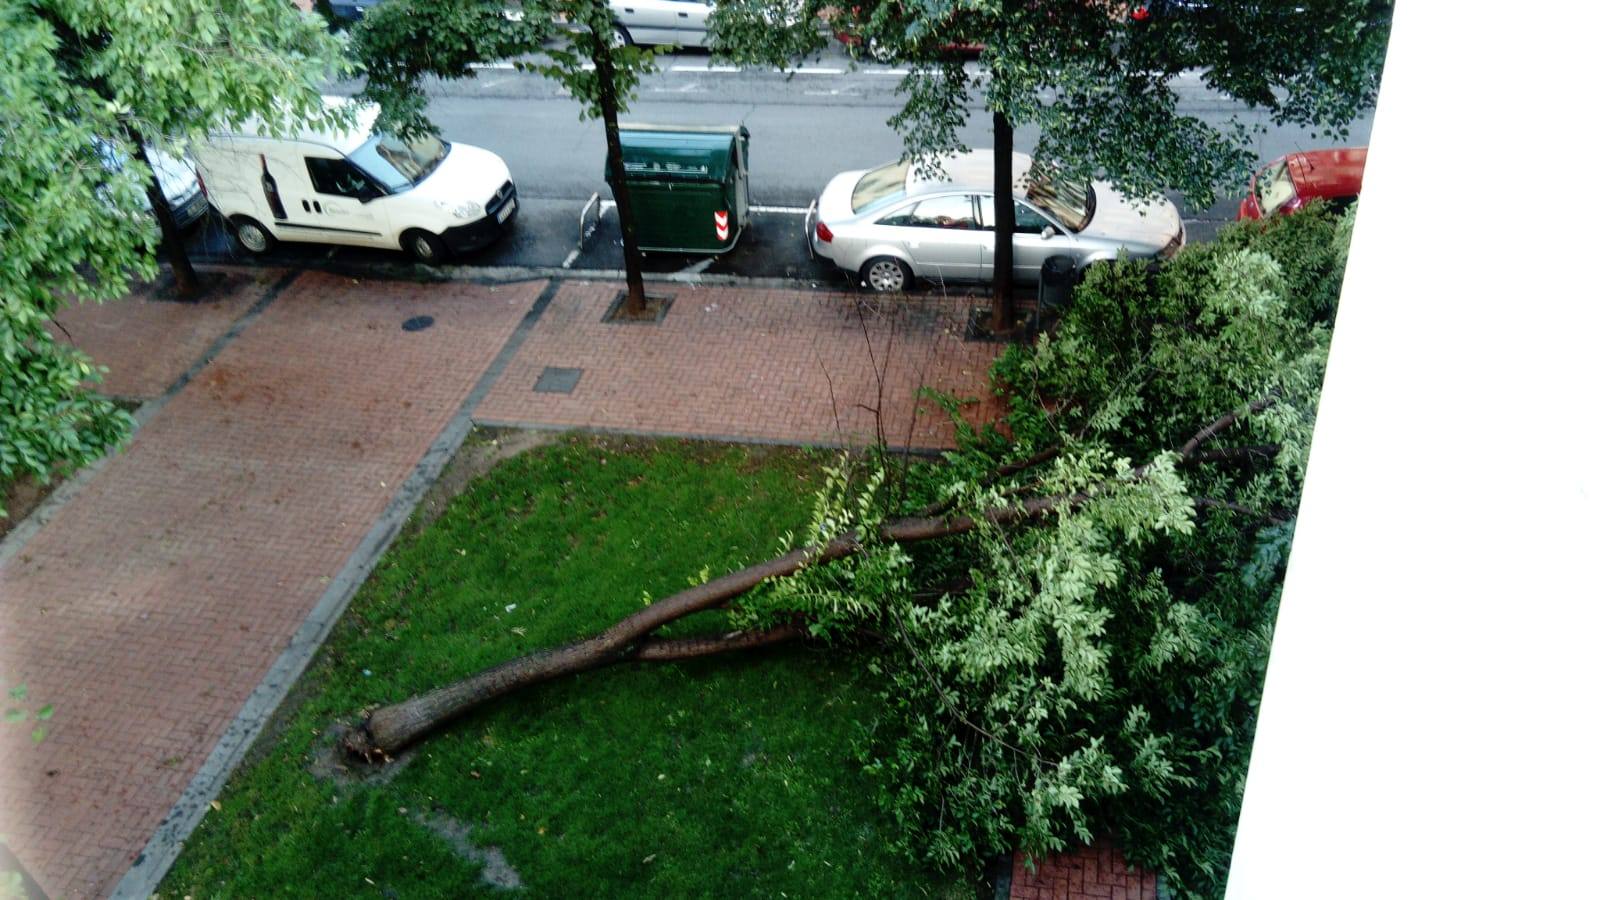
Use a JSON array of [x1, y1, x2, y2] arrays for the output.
[[2, 270, 1013, 897], [48, 270, 288, 401], [475, 281, 1006, 450], [1012, 847, 1160, 900], [0, 271, 539, 898]]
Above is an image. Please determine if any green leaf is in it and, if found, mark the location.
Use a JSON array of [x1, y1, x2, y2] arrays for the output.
[[35, 705, 54, 721]]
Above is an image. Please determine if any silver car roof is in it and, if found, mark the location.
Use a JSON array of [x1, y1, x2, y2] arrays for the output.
[[905, 150, 1035, 194]]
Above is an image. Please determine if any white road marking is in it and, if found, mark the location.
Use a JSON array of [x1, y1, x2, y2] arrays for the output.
[[474, 61, 908, 76], [561, 249, 581, 268], [675, 258, 716, 276]]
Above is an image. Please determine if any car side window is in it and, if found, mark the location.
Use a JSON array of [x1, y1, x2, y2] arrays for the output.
[[977, 196, 1055, 234], [905, 195, 977, 230], [876, 203, 920, 227], [306, 157, 377, 200]]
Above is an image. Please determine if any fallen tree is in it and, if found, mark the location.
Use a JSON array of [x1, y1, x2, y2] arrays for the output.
[[345, 400, 1266, 761], [342, 206, 1355, 899]]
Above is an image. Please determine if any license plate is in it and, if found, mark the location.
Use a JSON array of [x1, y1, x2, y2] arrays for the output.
[[496, 198, 516, 223]]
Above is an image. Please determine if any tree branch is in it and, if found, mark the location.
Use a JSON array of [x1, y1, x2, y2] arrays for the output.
[[633, 623, 804, 661]]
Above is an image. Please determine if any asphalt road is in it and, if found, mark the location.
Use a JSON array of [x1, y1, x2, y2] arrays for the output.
[[185, 44, 1374, 283]]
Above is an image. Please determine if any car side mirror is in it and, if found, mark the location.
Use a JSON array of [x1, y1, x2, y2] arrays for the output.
[[1040, 226, 1056, 240]]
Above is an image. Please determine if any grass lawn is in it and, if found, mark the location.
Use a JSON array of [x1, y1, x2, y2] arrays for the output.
[[161, 435, 979, 899]]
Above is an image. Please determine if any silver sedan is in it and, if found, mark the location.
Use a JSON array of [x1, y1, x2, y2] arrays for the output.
[[806, 150, 1185, 292], [607, 0, 712, 47]]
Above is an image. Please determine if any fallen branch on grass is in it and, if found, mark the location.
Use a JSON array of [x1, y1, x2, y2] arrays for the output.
[[343, 397, 1277, 762]]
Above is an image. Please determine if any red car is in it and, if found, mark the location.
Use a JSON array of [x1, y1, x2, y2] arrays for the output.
[[1238, 147, 1367, 219]]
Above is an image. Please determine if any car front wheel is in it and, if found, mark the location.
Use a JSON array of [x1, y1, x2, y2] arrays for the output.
[[861, 256, 912, 293]]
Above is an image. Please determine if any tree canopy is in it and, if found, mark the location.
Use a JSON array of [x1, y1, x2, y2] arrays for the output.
[[712, 0, 1386, 326], [716, 0, 1388, 203], [0, 0, 348, 513]]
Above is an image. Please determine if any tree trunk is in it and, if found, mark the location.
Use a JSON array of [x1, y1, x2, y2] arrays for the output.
[[591, 33, 648, 315], [343, 397, 1275, 761], [133, 136, 200, 300], [989, 110, 1016, 335]]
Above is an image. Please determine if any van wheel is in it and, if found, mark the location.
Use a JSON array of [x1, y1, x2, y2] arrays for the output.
[[861, 256, 912, 293], [402, 230, 447, 264], [231, 216, 275, 254]]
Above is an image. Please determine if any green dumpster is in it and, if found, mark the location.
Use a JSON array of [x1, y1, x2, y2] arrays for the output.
[[606, 124, 751, 254]]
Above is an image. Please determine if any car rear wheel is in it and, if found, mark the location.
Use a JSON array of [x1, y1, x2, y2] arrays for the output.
[[612, 25, 633, 47], [862, 256, 912, 293], [402, 229, 448, 264], [230, 216, 275, 254]]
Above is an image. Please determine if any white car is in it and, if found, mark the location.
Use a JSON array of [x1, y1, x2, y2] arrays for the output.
[[806, 150, 1185, 292], [193, 96, 517, 262], [95, 140, 210, 230], [608, 0, 712, 47]]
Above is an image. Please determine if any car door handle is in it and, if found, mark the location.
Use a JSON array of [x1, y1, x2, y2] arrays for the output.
[[678, 11, 688, 15], [623, 6, 634, 11]]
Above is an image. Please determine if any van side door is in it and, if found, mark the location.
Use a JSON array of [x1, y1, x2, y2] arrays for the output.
[[299, 155, 392, 247]]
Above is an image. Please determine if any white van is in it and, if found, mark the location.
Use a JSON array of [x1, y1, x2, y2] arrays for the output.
[[194, 97, 517, 262]]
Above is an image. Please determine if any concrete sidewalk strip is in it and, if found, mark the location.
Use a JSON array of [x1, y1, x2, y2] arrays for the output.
[[474, 280, 1006, 450], [0, 272, 541, 898]]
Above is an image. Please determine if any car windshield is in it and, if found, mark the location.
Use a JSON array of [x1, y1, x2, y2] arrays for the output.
[[1256, 159, 1298, 215], [851, 160, 910, 213], [347, 131, 450, 192], [1025, 177, 1094, 232]]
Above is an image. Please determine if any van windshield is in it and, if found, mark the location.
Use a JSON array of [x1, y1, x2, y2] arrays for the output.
[[348, 132, 450, 192]]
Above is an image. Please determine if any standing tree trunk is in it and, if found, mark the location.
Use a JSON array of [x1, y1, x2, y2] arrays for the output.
[[990, 110, 1016, 336], [589, 28, 649, 315], [133, 136, 200, 300]]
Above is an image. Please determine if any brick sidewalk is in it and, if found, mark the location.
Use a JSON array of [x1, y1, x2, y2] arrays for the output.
[[1012, 847, 1160, 900], [1, 271, 1009, 897], [476, 281, 1006, 449], [0, 272, 539, 897], [48, 270, 289, 401]]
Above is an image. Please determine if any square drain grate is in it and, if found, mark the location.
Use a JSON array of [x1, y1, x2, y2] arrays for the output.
[[533, 366, 583, 394]]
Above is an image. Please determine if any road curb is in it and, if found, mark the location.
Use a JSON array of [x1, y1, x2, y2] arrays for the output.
[[189, 255, 853, 291]]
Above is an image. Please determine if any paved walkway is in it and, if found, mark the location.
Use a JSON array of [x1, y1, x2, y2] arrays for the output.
[[1, 272, 540, 896], [477, 280, 1004, 449], [0, 270, 1004, 897]]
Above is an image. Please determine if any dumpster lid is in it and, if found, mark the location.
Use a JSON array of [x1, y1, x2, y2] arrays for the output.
[[616, 124, 750, 183]]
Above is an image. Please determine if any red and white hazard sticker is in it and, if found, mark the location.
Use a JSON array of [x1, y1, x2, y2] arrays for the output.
[[714, 210, 730, 241]]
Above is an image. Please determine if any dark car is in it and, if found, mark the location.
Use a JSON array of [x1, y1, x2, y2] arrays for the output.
[[326, 0, 384, 22], [1238, 147, 1367, 220]]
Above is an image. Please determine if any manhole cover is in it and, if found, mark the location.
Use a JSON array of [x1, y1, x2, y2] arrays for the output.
[[402, 315, 435, 332], [533, 367, 583, 394]]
